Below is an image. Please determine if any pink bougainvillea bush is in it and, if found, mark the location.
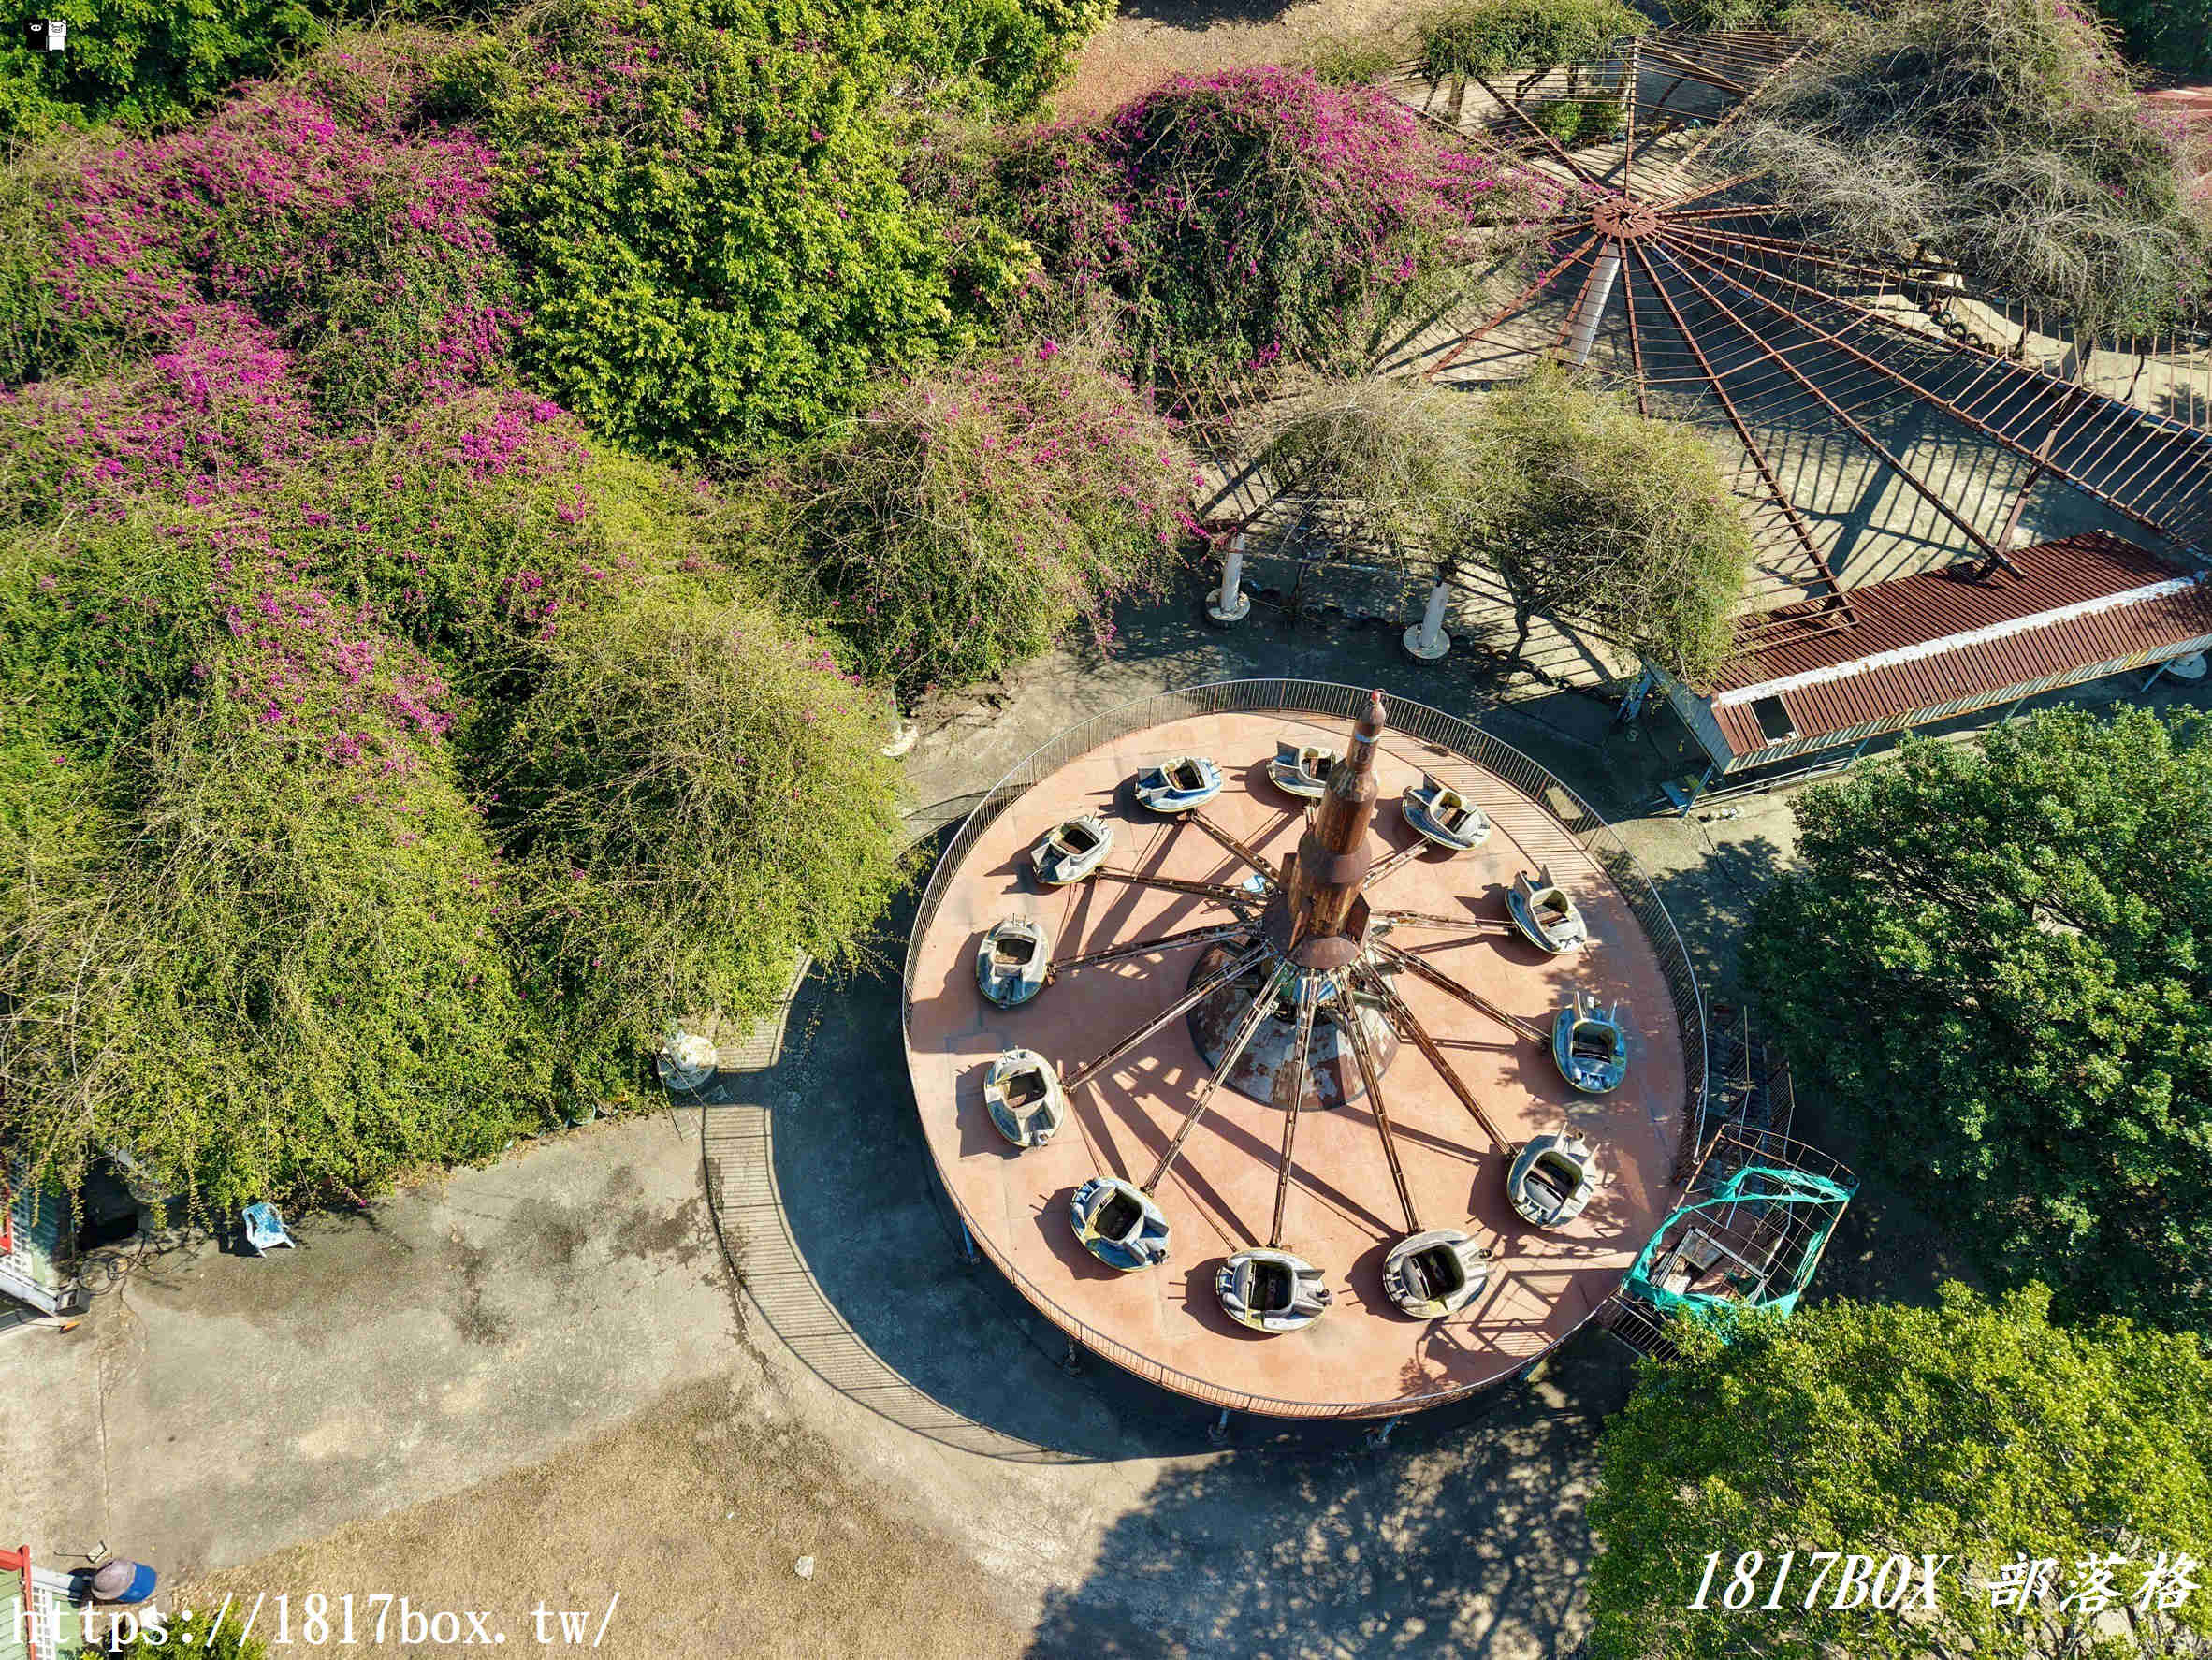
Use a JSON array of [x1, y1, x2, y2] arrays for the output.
[[997, 67, 1559, 387], [0, 39, 916, 1215], [18, 48, 517, 426]]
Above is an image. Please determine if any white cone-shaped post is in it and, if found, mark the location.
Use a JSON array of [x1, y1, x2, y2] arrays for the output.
[[1206, 531, 1251, 627], [1403, 580, 1451, 662]]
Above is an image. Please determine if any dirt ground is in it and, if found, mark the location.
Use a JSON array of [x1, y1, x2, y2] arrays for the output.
[[176, 1376, 1029, 1660], [1057, 0, 1401, 115]]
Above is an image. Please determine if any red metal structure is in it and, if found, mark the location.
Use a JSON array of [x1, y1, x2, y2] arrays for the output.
[[2, 1544, 41, 1660]]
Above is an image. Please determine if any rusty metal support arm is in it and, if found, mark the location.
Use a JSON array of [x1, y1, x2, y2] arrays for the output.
[[1268, 973, 1324, 1249], [1185, 809, 1281, 886], [1649, 237, 2005, 561], [1144, 965, 1288, 1194], [1062, 944, 1272, 1095], [1356, 963, 1513, 1152], [1050, 922, 1254, 978], [1371, 938, 1548, 1045], [1625, 239, 1854, 620], [1340, 975, 1421, 1234], [1425, 234, 1601, 380], [1662, 233, 2204, 555], [1088, 868, 1259, 909], [1470, 72, 1608, 189], [1362, 843, 1427, 891]]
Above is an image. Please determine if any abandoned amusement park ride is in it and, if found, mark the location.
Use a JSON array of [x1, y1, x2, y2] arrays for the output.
[[903, 683, 1856, 1417]]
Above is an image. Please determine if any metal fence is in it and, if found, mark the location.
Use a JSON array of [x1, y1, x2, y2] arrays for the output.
[[900, 678, 1709, 1418]]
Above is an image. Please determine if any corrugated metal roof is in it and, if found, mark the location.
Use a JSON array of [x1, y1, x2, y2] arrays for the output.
[[1707, 533, 2212, 756]]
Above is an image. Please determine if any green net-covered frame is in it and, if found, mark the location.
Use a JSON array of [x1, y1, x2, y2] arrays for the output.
[[1623, 1124, 1857, 1328]]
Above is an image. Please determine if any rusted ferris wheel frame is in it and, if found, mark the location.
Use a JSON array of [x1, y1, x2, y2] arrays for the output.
[[1408, 26, 2212, 629]]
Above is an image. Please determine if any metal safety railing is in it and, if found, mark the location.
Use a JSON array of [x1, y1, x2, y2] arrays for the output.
[[899, 679, 1710, 1418]]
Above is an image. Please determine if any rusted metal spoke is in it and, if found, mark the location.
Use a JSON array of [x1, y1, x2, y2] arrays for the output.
[[1471, 73, 1608, 190], [1425, 233, 1602, 380], [1144, 965, 1288, 1194], [1062, 944, 1272, 1095], [1089, 868, 1258, 909], [1666, 221, 1951, 283], [1268, 972, 1324, 1248], [1659, 234, 2206, 555], [1620, 249, 1651, 415], [1664, 202, 1792, 220], [1669, 41, 1812, 174], [1626, 239, 1854, 620], [1641, 41, 1750, 97], [1371, 939, 1547, 1045], [1621, 38, 1637, 193], [1362, 843, 1427, 890], [1185, 809, 1281, 885], [1375, 907, 1508, 931], [1553, 245, 1610, 355], [1649, 237, 2005, 561], [1355, 963, 1511, 1152], [1655, 171, 1759, 211], [1339, 977, 1421, 1234], [1050, 922, 1253, 978]]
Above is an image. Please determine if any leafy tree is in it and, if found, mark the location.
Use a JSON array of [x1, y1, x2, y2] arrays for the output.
[[2096, 0, 2212, 76], [779, 343, 1196, 696], [1716, 0, 2212, 333], [1586, 1285, 2212, 1660], [875, 0, 1113, 112], [1745, 706, 2212, 1332], [487, 0, 961, 466], [0, 0, 325, 144], [1463, 366, 1752, 680]]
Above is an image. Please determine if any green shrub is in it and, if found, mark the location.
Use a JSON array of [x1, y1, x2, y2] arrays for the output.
[[779, 343, 1195, 695], [0, 629, 548, 1215], [1464, 366, 1752, 680], [1303, 33, 1407, 86], [0, 515, 223, 756], [1526, 93, 1623, 144], [1663, 0, 1831, 28], [1588, 1285, 2212, 1660], [1746, 705, 2212, 1332], [112, 1609, 272, 1659], [877, 0, 1113, 113], [488, 590, 910, 1070], [2098, 0, 2212, 75], [1717, 0, 2212, 332], [489, 0, 961, 466], [1416, 0, 1645, 81], [1251, 372, 1481, 567], [0, 0, 325, 145]]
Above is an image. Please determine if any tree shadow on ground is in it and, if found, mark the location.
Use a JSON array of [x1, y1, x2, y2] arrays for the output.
[[1107, 0, 1302, 32], [1027, 1328, 1633, 1658]]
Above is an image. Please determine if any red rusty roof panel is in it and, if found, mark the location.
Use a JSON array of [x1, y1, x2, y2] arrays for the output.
[[1709, 532, 2212, 755]]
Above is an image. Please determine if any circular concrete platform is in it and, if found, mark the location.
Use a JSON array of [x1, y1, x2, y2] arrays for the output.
[[902, 684, 1700, 1417]]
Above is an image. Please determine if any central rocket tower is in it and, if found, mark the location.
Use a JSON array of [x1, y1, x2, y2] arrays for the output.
[[1271, 690, 1387, 969]]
